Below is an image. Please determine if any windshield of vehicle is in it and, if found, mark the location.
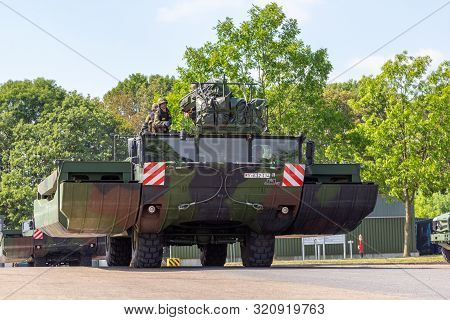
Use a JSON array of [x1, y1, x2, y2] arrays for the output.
[[198, 137, 248, 163], [143, 135, 299, 164], [252, 137, 299, 164], [144, 136, 196, 162]]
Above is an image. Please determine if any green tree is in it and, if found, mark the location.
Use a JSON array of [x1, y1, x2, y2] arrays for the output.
[[0, 78, 66, 171], [416, 191, 450, 219], [103, 73, 175, 133], [165, 79, 192, 132], [176, 2, 332, 153], [314, 81, 358, 160], [328, 53, 449, 256], [0, 80, 128, 228]]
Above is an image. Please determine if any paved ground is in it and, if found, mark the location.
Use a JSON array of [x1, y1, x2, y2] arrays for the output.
[[0, 264, 448, 300]]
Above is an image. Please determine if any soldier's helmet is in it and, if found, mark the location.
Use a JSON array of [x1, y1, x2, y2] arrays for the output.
[[190, 83, 198, 91], [157, 98, 168, 105], [152, 103, 158, 110]]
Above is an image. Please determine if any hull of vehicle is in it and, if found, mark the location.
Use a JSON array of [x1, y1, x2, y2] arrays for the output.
[[34, 161, 378, 237], [34, 182, 140, 237]]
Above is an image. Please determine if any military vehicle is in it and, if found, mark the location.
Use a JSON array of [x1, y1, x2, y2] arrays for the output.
[[431, 212, 450, 263], [0, 216, 104, 267], [33, 80, 378, 268]]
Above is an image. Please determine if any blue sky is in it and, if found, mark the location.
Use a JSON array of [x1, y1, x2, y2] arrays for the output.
[[0, 0, 448, 98]]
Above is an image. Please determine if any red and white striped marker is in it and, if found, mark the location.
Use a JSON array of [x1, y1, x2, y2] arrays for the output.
[[281, 163, 305, 187], [33, 229, 44, 240], [140, 162, 166, 186]]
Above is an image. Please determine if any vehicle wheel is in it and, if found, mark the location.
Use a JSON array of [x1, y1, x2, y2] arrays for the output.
[[442, 247, 450, 263], [130, 230, 163, 268], [200, 244, 227, 267], [80, 255, 92, 267], [33, 256, 47, 267], [106, 236, 132, 266], [240, 232, 275, 267]]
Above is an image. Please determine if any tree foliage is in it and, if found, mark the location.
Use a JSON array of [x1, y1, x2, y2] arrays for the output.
[[327, 53, 449, 256], [103, 73, 175, 133], [416, 191, 450, 219], [176, 3, 335, 159], [0, 79, 128, 228], [316, 81, 358, 161]]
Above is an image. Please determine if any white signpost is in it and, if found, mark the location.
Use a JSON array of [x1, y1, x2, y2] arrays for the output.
[[348, 240, 354, 259], [302, 234, 347, 260]]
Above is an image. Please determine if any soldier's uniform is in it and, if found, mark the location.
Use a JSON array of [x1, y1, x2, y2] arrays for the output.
[[153, 98, 172, 133], [142, 103, 158, 133]]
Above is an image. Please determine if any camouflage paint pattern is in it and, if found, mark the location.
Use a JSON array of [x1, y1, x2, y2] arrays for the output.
[[136, 162, 377, 236], [137, 164, 302, 234], [287, 183, 378, 235], [33, 135, 378, 240], [34, 162, 139, 237], [1, 230, 33, 263]]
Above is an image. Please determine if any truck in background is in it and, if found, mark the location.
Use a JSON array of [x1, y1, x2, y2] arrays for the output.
[[431, 212, 450, 263], [1, 216, 105, 267]]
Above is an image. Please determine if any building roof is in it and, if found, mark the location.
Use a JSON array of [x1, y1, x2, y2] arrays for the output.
[[367, 195, 405, 218]]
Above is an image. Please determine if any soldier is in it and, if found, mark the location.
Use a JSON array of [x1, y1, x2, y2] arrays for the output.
[[153, 98, 172, 133], [142, 103, 158, 133]]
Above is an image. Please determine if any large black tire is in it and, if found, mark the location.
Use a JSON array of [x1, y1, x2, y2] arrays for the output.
[[200, 244, 227, 267], [106, 236, 132, 267], [240, 232, 275, 267], [130, 231, 163, 268], [442, 247, 450, 263], [33, 256, 47, 267]]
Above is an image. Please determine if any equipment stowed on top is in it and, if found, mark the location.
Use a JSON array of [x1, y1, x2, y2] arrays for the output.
[[179, 79, 268, 134]]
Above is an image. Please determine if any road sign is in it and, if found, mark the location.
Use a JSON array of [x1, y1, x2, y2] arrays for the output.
[[324, 234, 346, 244], [302, 236, 324, 245], [302, 234, 347, 260]]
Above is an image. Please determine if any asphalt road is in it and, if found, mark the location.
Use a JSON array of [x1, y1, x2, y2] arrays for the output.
[[0, 264, 448, 300]]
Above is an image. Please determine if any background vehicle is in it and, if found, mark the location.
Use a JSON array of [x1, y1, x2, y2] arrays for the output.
[[0, 216, 104, 267], [33, 81, 378, 268], [431, 212, 450, 263], [416, 219, 441, 255]]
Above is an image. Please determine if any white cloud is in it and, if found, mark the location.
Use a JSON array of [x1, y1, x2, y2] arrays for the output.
[[156, 0, 320, 23]]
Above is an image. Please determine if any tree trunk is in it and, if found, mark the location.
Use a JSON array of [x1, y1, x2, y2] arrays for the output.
[[403, 193, 415, 257]]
